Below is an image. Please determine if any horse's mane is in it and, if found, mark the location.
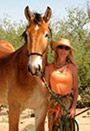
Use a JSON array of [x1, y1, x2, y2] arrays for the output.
[[33, 12, 43, 24]]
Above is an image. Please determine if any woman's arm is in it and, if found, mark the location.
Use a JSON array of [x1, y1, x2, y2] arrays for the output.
[[69, 65, 78, 118]]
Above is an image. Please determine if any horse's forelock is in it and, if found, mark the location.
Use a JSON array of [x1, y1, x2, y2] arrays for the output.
[[33, 12, 43, 24]]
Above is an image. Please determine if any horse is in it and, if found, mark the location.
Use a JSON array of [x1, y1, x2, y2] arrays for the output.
[[0, 6, 52, 131], [0, 41, 15, 58]]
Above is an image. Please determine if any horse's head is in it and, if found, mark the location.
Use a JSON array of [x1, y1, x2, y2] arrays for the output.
[[24, 6, 52, 76]]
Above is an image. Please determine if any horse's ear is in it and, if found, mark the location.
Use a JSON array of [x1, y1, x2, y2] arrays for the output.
[[43, 7, 52, 24], [25, 6, 33, 22]]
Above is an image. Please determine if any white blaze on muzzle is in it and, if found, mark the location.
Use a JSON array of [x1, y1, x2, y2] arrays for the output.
[[28, 55, 42, 74]]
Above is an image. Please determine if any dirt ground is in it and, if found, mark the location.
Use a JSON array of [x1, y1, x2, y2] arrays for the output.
[[0, 106, 90, 131]]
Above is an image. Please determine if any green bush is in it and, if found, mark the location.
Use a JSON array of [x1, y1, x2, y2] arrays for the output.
[[77, 87, 90, 108], [0, 16, 26, 49]]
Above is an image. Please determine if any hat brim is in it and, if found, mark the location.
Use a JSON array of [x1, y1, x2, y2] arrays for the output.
[[50, 41, 76, 51]]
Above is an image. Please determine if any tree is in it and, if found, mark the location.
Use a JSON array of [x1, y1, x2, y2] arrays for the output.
[[0, 16, 26, 49], [50, 6, 90, 87]]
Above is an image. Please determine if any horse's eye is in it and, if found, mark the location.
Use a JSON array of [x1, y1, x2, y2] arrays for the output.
[[45, 32, 49, 38]]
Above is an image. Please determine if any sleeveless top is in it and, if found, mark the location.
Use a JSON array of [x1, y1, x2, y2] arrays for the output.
[[49, 63, 73, 95]]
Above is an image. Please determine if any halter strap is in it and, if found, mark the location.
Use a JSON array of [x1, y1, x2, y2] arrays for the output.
[[27, 42, 48, 57], [27, 52, 43, 57]]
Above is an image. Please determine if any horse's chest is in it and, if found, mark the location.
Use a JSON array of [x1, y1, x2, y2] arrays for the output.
[[23, 85, 48, 109]]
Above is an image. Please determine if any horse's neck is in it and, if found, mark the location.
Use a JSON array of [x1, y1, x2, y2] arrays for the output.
[[14, 44, 28, 68], [13, 44, 32, 85]]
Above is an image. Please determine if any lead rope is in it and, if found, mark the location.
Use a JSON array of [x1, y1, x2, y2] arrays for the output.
[[42, 77, 79, 131]]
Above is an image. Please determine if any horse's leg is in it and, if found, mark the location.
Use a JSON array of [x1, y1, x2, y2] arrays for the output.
[[8, 102, 20, 131], [35, 103, 48, 131]]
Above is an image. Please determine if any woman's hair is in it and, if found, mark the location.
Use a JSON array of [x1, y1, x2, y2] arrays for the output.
[[54, 49, 78, 68]]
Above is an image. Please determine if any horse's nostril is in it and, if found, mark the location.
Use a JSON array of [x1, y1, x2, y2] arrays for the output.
[[28, 66, 30, 72], [38, 65, 41, 71]]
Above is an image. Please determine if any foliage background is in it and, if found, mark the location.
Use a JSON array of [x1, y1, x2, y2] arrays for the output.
[[0, 6, 90, 107]]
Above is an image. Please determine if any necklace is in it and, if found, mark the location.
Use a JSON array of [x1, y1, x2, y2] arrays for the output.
[[56, 63, 68, 73]]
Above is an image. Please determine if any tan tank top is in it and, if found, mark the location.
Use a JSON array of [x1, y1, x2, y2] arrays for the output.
[[49, 63, 73, 95]]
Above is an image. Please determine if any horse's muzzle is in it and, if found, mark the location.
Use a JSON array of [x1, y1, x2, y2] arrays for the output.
[[27, 55, 43, 76], [27, 64, 42, 76]]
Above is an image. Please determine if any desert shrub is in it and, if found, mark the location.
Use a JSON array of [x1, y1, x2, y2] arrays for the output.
[[77, 87, 90, 108]]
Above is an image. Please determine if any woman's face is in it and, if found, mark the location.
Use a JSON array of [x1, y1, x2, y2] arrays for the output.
[[56, 45, 71, 59]]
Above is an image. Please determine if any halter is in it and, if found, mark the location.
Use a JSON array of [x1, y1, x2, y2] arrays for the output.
[[27, 43, 48, 57], [27, 28, 52, 76], [27, 52, 42, 57]]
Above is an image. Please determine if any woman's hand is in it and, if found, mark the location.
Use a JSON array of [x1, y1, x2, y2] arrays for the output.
[[69, 107, 76, 119]]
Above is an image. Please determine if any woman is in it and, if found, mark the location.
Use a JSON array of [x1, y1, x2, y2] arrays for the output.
[[36, 38, 78, 131]]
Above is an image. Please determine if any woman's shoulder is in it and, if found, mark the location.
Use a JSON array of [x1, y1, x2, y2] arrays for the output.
[[68, 63, 77, 68], [68, 63, 78, 72], [69, 63, 78, 75]]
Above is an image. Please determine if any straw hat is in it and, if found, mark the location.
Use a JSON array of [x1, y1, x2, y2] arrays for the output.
[[50, 38, 75, 51]]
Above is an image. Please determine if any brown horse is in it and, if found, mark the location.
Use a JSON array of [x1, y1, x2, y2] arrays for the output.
[[0, 41, 15, 58], [0, 6, 52, 131]]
